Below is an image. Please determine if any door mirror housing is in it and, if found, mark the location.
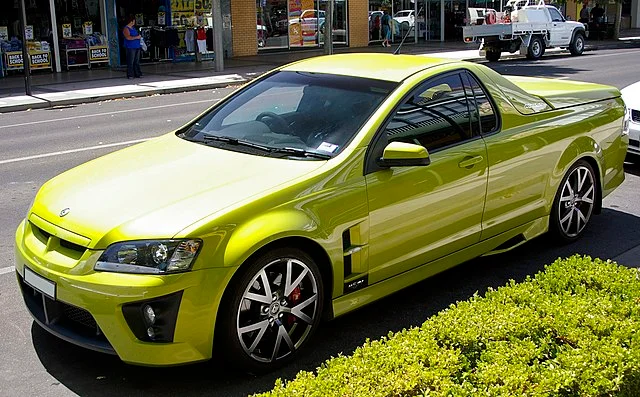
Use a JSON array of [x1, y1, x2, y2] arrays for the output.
[[377, 141, 430, 168]]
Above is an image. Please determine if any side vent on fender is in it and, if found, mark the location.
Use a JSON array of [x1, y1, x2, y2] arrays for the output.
[[342, 226, 369, 294]]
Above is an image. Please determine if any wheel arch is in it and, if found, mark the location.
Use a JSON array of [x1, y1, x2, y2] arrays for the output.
[[218, 232, 335, 327], [552, 140, 604, 215]]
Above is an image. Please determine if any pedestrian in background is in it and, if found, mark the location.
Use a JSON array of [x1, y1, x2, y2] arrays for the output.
[[122, 15, 142, 79], [579, 1, 590, 23], [381, 11, 391, 47]]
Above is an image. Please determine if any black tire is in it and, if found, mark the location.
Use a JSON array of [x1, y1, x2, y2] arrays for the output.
[[526, 36, 545, 60], [217, 247, 324, 373], [569, 31, 585, 56], [549, 159, 598, 243], [485, 50, 501, 62]]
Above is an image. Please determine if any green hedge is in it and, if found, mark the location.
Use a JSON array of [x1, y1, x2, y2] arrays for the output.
[[256, 256, 640, 396]]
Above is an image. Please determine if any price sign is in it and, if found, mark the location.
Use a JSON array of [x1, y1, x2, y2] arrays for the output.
[[158, 12, 166, 25], [83, 21, 93, 35], [62, 24, 72, 38], [0, 26, 8, 41], [89, 46, 109, 61], [25, 25, 34, 40]]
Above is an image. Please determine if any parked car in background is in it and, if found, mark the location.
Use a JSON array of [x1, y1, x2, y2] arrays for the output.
[[621, 81, 640, 158], [16, 54, 628, 373], [393, 10, 415, 28], [289, 9, 325, 35]]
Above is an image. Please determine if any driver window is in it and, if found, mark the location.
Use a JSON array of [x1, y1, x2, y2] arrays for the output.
[[385, 73, 473, 152], [222, 85, 304, 126], [549, 8, 563, 22]]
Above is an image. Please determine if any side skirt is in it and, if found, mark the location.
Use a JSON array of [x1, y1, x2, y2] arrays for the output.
[[330, 216, 549, 319]]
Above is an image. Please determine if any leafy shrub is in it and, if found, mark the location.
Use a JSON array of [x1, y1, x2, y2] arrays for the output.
[[256, 256, 640, 396]]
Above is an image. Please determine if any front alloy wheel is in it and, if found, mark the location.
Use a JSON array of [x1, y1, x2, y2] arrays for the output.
[[551, 160, 597, 241], [220, 248, 323, 372]]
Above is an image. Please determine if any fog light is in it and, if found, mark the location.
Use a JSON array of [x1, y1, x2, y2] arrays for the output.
[[147, 326, 156, 340], [143, 304, 156, 325]]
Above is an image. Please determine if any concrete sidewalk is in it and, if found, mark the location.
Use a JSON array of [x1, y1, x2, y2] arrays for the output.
[[1, 36, 638, 113]]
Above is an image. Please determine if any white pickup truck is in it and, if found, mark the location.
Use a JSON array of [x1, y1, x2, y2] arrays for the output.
[[462, 0, 587, 61]]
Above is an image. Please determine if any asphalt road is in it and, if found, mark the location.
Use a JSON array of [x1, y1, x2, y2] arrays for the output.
[[1, 48, 639, 397]]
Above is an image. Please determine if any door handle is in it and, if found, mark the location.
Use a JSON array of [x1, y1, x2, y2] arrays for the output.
[[458, 155, 483, 168]]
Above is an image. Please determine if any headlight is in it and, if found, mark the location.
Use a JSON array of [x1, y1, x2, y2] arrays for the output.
[[95, 239, 202, 274], [623, 106, 630, 136]]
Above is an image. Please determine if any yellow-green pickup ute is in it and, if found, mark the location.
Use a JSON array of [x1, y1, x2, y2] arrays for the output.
[[15, 54, 630, 371]]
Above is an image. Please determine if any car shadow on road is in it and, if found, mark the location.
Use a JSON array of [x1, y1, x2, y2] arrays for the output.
[[31, 208, 640, 397], [486, 60, 588, 79], [624, 159, 640, 176]]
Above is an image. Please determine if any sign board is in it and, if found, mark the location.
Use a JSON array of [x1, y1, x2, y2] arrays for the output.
[[136, 13, 144, 25], [25, 25, 34, 40], [83, 21, 93, 35], [29, 51, 51, 69], [62, 23, 72, 38], [158, 12, 166, 25], [89, 46, 109, 61], [6, 52, 24, 69], [223, 14, 231, 29], [0, 26, 8, 41]]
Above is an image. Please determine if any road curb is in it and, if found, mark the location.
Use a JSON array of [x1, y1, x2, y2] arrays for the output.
[[0, 79, 249, 113]]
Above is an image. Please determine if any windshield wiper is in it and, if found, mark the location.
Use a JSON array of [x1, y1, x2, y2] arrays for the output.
[[270, 147, 332, 160], [202, 135, 272, 152]]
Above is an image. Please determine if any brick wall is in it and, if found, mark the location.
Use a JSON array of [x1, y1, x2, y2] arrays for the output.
[[349, 0, 370, 48], [231, 0, 258, 56]]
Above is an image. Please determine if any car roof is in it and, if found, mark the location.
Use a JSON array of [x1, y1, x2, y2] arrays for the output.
[[281, 54, 454, 82]]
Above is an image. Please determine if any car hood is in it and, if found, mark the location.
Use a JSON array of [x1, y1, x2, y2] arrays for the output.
[[622, 81, 640, 109], [31, 134, 325, 249]]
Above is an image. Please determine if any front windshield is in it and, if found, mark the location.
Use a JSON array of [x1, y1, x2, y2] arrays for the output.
[[180, 71, 396, 159]]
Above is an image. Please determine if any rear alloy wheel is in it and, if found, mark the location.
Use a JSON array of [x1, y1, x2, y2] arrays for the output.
[[219, 248, 323, 372], [569, 32, 585, 56], [485, 50, 501, 62], [526, 36, 545, 60], [550, 160, 597, 242]]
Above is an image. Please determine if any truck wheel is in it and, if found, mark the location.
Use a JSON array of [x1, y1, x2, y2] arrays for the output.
[[569, 32, 585, 56], [526, 36, 544, 60], [485, 50, 501, 62]]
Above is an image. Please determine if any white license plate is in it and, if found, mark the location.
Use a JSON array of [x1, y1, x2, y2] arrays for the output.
[[24, 267, 56, 300]]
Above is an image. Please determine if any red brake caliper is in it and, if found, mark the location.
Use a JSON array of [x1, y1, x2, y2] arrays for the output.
[[287, 286, 302, 326]]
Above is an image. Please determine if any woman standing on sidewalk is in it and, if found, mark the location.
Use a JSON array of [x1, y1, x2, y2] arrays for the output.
[[123, 16, 142, 79], [381, 11, 392, 47]]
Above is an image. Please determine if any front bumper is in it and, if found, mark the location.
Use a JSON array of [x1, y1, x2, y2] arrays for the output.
[[15, 219, 235, 366]]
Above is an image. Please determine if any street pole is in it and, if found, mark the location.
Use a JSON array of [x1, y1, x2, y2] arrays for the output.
[[19, 0, 32, 96], [211, 0, 224, 72], [323, 0, 333, 55]]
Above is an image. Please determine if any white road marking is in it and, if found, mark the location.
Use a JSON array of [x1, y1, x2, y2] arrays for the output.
[[0, 138, 151, 165], [582, 49, 640, 59], [0, 266, 15, 276], [0, 99, 216, 130]]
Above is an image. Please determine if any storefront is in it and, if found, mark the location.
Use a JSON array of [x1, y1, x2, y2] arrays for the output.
[[0, 0, 55, 74], [104, 0, 219, 66], [367, 0, 504, 44], [257, 0, 348, 50], [0, 0, 109, 74]]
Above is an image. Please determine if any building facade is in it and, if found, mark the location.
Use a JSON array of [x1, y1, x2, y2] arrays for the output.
[[1, 0, 638, 75]]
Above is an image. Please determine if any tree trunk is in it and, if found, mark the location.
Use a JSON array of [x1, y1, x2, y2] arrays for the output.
[[614, 1, 622, 40]]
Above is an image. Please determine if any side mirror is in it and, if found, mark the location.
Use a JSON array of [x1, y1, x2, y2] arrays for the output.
[[377, 141, 430, 168]]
